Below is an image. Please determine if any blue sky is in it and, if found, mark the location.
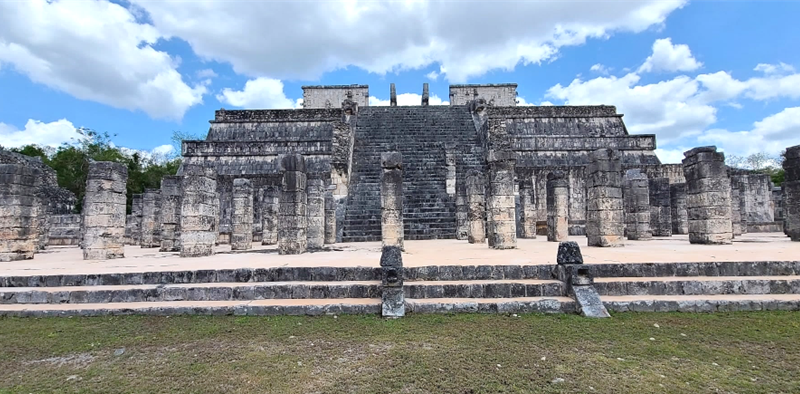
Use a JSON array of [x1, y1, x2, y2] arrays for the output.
[[1, 0, 799, 163]]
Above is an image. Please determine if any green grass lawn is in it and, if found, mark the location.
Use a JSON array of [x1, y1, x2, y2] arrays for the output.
[[1, 312, 799, 393]]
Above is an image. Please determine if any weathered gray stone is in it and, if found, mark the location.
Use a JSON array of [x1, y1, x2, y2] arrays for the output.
[[546, 171, 569, 242], [466, 170, 486, 244], [127, 194, 143, 245], [381, 245, 404, 317], [82, 161, 128, 260], [682, 146, 732, 244], [648, 177, 672, 237], [306, 178, 325, 249], [231, 178, 254, 250], [0, 164, 41, 261], [519, 177, 537, 238], [670, 183, 688, 234], [381, 152, 404, 249], [623, 169, 652, 240], [180, 165, 218, 257], [586, 149, 624, 247], [141, 189, 162, 248], [784, 145, 800, 241], [730, 179, 743, 236], [159, 177, 182, 252], [261, 186, 280, 245], [486, 150, 516, 249], [279, 154, 307, 254], [324, 190, 336, 244]]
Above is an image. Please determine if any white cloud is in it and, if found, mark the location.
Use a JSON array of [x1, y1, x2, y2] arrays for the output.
[[216, 78, 298, 109], [655, 148, 688, 164], [0, 119, 80, 148], [132, 0, 685, 82], [590, 64, 611, 75], [696, 107, 800, 156], [196, 69, 218, 79], [119, 144, 176, 163], [638, 38, 702, 73], [0, 0, 206, 120], [426, 71, 439, 81], [754, 62, 795, 76], [369, 93, 448, 106]]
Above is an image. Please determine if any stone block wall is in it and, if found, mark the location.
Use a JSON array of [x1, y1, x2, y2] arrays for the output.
[[449, 84, 518, 106], [586, 149, 624, 247], [141, 189, 162, 248], [159, 176, 182, 252], [623, 169, 651, 240], [0, 164, 41, 261], [670, 183, 689, 234], [783, 145, 800, 241], [82, 161, 127, 260], [743, 174, 775, 224], [683, 147, 732, 245], [380, 152, 404, 249], [279, 154, 308, 254], [231, 178, 254, 250], [302, 85, 369, 109], [48, 214, 81, 246], [648, 177, 672, 237], [180, 165, 218, 257], [486, 151, 517, 249], [306, 178, 325, 249]]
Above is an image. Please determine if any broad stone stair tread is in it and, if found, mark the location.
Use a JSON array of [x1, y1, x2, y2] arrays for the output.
[[0, 299, 382, 316], [406, 279, 562, 285], [0, 280, 382, 293], [594, 275, 800, 283], [406, 296, 574, 303], [602, 294, 800, 302], [405, 297, 576, 313]]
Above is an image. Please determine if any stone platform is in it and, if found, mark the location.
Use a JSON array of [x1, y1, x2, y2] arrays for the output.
[[1, 233, 799, 317]]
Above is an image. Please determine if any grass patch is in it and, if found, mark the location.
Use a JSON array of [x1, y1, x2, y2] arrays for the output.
[[1, 312, 799, 393]]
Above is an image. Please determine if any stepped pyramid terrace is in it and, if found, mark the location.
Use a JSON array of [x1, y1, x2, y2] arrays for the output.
[[0, 83, 798, 318]]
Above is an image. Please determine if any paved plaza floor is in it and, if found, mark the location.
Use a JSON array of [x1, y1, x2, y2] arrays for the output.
[[2, 233, 797, 277]]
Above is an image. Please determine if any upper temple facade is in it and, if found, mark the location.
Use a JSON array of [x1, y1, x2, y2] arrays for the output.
[[181, 83, 775, 243]]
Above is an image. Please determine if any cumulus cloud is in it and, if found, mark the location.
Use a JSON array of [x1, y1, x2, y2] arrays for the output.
[[369, 93, 448, 106], [638, 38, 702, 73], [426, 71, 440, 81], [216, 78, 299, 109], [696, 107, 800, 156], [655, 148, 689, 164], [132, 0, 685, 82], [0, 119, 81, 148], [590, 64, 612, 75], [196, 69, 218, 79], [754, 62, 795, 76], [0, 0, 207, 121]]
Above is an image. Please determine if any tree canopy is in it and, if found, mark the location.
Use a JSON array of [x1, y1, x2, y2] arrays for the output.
[[725, 151, 785, 186], [3, 128, 181, 214]]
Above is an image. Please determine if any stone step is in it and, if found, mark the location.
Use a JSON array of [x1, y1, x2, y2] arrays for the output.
[[0, 281, 382, 304], [601, 294, 800, 313], [587, 261, 800, 278], [404, 279, 564, 298], [593, 275, 800, 296], [0, 299, 382, 317], [405, 297, 575, 314]]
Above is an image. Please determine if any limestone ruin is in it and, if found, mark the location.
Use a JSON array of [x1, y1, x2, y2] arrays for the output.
[[82, 161, 128, 260]]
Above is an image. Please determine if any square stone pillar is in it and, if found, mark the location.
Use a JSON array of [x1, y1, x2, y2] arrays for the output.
[[82, 161, 128, 260], [140, 188, 162, 248], [261, 185, 280, 245], [730, 180, 743, 237], [546, 171, 569, 242], [783, 145, 800, 241], [159, 176, 182, 252], [731, 175, 749, 234], [466, 170, 486, 244], [0, 165, 42, 262], [519, 177, 537, 239], [381, 152, 404, 250], [130, 194, 143, 245], [231, 178, 254, 251], [33, 185, 49, 252], [324, 190, 337, 244], [486, 150, 517, 249], [682, 146, 733, 245], [180, 165, 218, 257], [670, 183, 689, 234], [586, 149, 624, 247], [279, 154, 308, 255], [380, 245, 405, 318], [306, 178, 325, 250], [648, 177, 672, 237], [623, 169, 652, 240]]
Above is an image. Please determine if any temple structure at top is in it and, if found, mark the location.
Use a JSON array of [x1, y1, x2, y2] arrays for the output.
[[180, 83, 777, 243]]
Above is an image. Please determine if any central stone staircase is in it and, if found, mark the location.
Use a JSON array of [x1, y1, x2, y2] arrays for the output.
[[342, 106, 483, 242]]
